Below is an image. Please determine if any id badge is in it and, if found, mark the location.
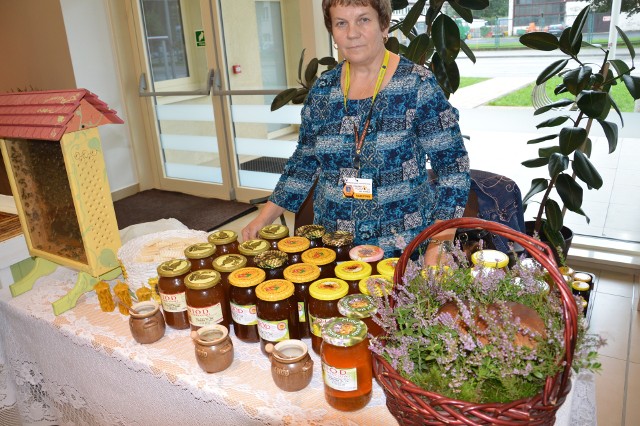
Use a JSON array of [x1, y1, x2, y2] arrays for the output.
[[343, 178, 373, 200]]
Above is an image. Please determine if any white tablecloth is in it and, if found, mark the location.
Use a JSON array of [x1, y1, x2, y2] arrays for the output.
[[0, 266, 595, 425]]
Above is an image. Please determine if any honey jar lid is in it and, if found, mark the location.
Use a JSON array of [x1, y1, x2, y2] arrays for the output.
[[184, 242, 217, 259], [301, 247, 336, 266], [471, 250, 509, 269], [254, 250, 288, 269], [157, 259, 191, 277], [228, 267, 266, 287], [358, 275, 393, 297], [277, 236, 311, 254], [259, 224, 289, 240], [559, 266, 575, 277], [571, 280, 590, 292], [573, 272, 593, 283], [212, 254, 247, 272], [238, 239, 270, 256], [349, 245, 384, 263], [184, 269, 221, 290], [376, 257, 399, 279], [334, 260, 372, 281], [337, 294, 377, 318], [207, 230, 238, 245], [321, 230, 354, 247], [295, 224, 326, 240], [321, 317, 368, 347], [309, 278, 349, 301], [256, 279, 295, 301], [283, 263, 321, 284]]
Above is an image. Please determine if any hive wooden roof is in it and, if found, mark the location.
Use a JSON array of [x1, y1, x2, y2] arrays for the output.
[[0, 89, 123, 142]]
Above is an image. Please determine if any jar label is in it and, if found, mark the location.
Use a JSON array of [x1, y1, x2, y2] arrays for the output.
[[308, 313, 332, 337], [322, 363, 357, 391], [257, 318, 290, 342], [298, 301, 306, 322], [159, 291, 187, 312], [230, 302, 258, 325], [187, 303, 223, 327]]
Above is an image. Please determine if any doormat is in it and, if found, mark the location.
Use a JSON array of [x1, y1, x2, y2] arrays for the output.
[[113, 189, 257, 232], [240, 157, 288, 175]]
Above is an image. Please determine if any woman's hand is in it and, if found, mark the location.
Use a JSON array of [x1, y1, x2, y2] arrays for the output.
[[240, 201, 287, 241]]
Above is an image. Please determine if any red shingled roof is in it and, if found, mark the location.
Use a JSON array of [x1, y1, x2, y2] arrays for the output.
[[0, 89, 124, 141]]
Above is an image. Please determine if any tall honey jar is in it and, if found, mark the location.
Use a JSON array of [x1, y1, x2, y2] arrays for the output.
[[254, 250, 289, 280], [184, 269, 228, 331], [157, 259, 191, 330], [334, 260, 372, 295], [277, 236, 311, 265], [238, 239, 270, 267], [348, 245, 384, 272], [376, 257, 399, 281], [301, 247, 337, 280], [308, 278, 349, 354], [184, 242, 217, 271], [320, 317, 372, 411], [255, 279, 300, 355], [295, 224, 326, 248], [337, 294, 383, 338], [228, 267, 266, 342], [321, 231, 354, 263], [259, 224, 290, 250], [212, 254, 247, 328], [283, 263, 321, 339], [207, 230, 240, 255]]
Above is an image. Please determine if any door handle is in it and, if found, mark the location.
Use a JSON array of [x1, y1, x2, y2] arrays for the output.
[[138, 69, 215, 97]]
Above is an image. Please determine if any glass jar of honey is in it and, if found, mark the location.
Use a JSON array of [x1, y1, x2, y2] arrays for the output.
[[157, 259, 191, 330], [308, 278, 349, 354], [228, 267, 266, 343], [207, 230, 240, 255], [255, 279, 300, 355], [358, 275, 393, 298], [238, 239, 270, 267], [471, 249, 509, 271], [320, 317, 372, 411], [376, 257, 399, 282], [334, 260, 372, 295], [184, 269, 228, 331], [348, 245, 384, 272], [295, 224, 326, 248], [283, 263, 321, 339], [254, 250, 289, 280], [321, 231, 354, 263], [259, 224, 290, 250], [184, 242, 217, 271], [277, 236, 311, 265], [212, 254, 247, 328], [337, 294, 383, 339], [301, 247, 337, 280]]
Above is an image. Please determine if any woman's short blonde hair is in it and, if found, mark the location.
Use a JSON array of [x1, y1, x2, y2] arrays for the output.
[[322, 0, 392, 33]]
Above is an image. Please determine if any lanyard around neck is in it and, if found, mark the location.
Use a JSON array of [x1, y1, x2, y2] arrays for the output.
[[343, 49, 390, 110]]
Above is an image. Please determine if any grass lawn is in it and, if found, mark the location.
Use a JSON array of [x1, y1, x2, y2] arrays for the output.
[[487, 76, 636, 112], [459, 77, 489, 88]]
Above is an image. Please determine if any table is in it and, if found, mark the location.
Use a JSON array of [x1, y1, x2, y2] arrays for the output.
[[0, 266, 595, 425]]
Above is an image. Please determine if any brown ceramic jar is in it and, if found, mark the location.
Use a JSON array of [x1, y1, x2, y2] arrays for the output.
[[266, 339, 314, 392], [192, 324, 234, 373], [128, 301, 166, 344]]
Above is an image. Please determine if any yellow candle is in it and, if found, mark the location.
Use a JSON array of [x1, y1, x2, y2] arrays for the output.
[[147, 277, 161, 304], [114, 281, 132, 316], [94, 281, 115, 312], [135, 286, 152, 302]]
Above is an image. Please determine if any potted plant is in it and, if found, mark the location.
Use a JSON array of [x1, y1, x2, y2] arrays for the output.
[[518, 6, 639, 260]]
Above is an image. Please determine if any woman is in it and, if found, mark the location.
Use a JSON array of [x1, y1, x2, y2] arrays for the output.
[[242, 0, 470, 262]]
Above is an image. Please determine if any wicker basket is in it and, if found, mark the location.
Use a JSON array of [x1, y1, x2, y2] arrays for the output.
[[372, 217, 578, 425]]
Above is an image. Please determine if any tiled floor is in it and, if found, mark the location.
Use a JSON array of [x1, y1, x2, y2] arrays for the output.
[[223, 209, 640, 425]]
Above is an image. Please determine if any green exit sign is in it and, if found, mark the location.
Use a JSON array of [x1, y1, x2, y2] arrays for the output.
[[195, 30, 205, 47]]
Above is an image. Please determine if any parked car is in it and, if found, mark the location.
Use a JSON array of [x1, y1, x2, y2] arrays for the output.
[[547, 24, 566, 37]]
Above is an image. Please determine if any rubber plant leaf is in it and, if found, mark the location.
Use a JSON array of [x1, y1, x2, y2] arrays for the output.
[[536, 59, 569, 85], [609, 59, 630, 77], [522, 178, 549, 204], [430, 52, 460, 94], [573, 150, 603, 190], [405, 33, 431, 64], [448, 1, 473, 23], [556, 173, 583, 212], [616, 25, 636, 60], [527, 134, 558, 144], [559, 127, 587, 155], [520, 33, 560, 52], [391, 0, 409, 9], [456, 0, 489, 10], [534, 99, 574, 115], [522, 157, 550, 168], [400, 0, 426, 36], [596, 119, 618, 154], [304, 58, 319, 87], [548, 152, 569, 178], [608, 94, 624, 126], [292, 88, 309, 104], [297, 49, 306, 81], [544, 199, 563, 233], [385, 37, 401, 55], [542, 220, 565, 255], [432, 14, 461, 64], [536, 115, 570, 129], [576, 90, 610, 119], [271, 88, 298, 111], [569, 6, 590, 54], [459, 39, 476, 63], [622, 75, 640, 100]]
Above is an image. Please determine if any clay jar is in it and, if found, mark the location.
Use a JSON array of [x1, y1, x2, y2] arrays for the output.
[[192, 324, 234, 373], [266, 340, 314, 392], [129, 301, 166, 344]]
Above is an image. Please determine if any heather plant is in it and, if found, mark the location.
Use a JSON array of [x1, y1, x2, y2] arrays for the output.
[[370, 243, 604, 404]]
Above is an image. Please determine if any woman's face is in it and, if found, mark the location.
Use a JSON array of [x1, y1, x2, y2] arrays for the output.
[[330, 3, 387, 66]]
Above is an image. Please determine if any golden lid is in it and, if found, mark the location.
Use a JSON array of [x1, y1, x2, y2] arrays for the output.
[[184, 242, 216, 259], [321, 230, 354, 247], [277, 236, 311, 253], [471, 250, 509, 269], [334, 260, 372, 281], [255, 279, 295, 301], [184, 269, 221, 290], [283, 263, 321, 283], [238, 239, 270, 256], [571, 280, 590, 292], [258, 224, 289, 240], [207, 230, 238, 245], [309, 278, 349, 301], [359, 275, 393, 297], [228, 267, 266, 287], [301, 247, 336, 266], [157, 259, 191, 277], [212, 254, 247, 272], [295, 224, 326, 239], [254, 250, 288, 269], [376, 257, 399, 278], [573, 272, 593, 283]]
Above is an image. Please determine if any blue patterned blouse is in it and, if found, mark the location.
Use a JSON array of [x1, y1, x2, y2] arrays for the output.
[[270, 56, 470, 257]]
